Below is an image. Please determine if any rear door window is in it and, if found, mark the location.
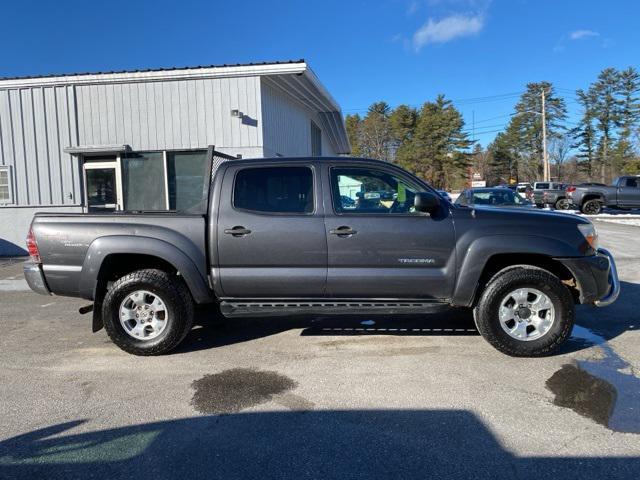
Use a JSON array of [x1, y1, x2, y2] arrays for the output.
[[233, 167, 314, 214]]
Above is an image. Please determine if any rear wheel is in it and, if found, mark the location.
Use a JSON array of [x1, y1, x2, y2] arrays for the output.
[[581, 199, 602, 215], [102, 269, 194, 356], [473, 267, 574, 357], [555, 198, 570, 210]]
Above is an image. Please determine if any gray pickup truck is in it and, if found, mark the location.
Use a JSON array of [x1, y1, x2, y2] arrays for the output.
[[567, 176, 640, 214], [532, 182, 569, 210], [24, 156, 619, 357]]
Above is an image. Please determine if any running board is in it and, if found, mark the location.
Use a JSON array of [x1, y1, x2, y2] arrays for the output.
[[219, 300, 450, 318]]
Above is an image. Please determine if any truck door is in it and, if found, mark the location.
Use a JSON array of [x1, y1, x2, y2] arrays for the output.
[[322, 163, 456, 300], [617, 177, 640, 207], [216, 163, 327, 297]]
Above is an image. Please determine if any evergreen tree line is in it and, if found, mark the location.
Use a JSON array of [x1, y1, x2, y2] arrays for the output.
[[345, 97, 472, 190], [345, 66, 639, 189]]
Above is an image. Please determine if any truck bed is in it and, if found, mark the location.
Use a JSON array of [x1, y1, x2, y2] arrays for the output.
[[31, 212, 208, 299]]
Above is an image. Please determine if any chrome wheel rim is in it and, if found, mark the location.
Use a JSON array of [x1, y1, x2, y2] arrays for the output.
[[119, 290, 169, 340], [556, 199, 570, 210], [498, 288, 555, 342]]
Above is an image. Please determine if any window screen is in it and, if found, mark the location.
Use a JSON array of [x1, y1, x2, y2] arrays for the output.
[[0, 166, 12, 204], [234, 167, 314, 214], [167, 150, 209, 211], [122, 152, 166, 211]]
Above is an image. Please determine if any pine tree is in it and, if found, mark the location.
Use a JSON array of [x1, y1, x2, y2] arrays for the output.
[[359, 102, 393, 161], [345, 114, 362, 156], [488, 131, 518, 184], [388, 105, 417, 162], [512, 82, 567, 179], [398, 95, 472, 189], [615, 67, 640, 174], [590, 68, 623, 183], [570, 89, 598, 178]]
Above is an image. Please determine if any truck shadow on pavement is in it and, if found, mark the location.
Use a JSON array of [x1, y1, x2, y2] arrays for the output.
[[1, 411, 638, 480], [178, 308, 479, 354], [177, 281, 639, 356]]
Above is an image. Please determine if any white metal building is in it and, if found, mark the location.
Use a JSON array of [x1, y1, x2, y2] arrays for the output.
[[0, 60, 350, 255]]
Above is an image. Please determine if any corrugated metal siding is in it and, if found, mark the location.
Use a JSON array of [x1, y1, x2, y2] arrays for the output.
[[261, 81, 337, 157], [75, 76, 262, 151], [0, 87, 80, 206], [0, 76, 263, 207]]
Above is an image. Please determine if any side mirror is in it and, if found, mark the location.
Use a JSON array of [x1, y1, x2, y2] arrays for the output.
[[414, 191, 441, 214]]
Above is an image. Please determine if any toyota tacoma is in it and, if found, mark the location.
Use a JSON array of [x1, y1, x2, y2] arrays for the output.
[[24, 154, 619, 357]]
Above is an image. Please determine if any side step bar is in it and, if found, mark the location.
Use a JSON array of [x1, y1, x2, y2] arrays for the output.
[[219, 300, 450, 318]]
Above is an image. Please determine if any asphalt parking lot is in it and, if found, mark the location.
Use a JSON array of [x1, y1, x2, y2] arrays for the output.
[[1, 220, 639, 479]]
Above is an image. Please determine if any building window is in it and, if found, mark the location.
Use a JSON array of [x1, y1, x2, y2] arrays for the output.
[[0, 166, 13, 204], [234, 167, 314, 214], [311, 121, 322, 156]]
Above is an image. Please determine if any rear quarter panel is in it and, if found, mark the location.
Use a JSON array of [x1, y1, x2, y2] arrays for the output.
[[32, 213, 207, 298]]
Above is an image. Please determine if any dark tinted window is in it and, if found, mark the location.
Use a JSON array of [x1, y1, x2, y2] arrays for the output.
[[167, 150, 209, 211], [234, 167, 314, 214], [625, 177, 638, 188], [122, 152, 166, 211]]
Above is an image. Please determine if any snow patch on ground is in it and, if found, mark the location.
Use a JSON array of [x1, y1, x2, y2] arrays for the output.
[[595, 218, 640, 227]]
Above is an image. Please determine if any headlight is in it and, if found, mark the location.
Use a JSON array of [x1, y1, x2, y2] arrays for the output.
[[578, 223, 599, 250]]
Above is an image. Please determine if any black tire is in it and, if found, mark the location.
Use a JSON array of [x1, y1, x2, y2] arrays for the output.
[[102, 269, 194, 356], [473, 266, 574, 357], [581, 199, 602, 215], [555, 198, 570, 210]]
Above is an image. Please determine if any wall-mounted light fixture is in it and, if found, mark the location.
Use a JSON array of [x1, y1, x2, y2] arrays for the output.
[[230, 109, 243, 118]]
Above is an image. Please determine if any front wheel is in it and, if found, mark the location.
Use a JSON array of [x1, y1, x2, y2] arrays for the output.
[[581, 199, 602, 215], [473, 267, 574, 357], [102, 269, 194, 356], [555, 198, 570, 210]]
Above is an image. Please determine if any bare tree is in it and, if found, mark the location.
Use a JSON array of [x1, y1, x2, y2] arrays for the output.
[[549, 134, 572, 181]]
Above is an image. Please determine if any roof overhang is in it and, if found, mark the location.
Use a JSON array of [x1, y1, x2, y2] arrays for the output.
[[0, 62, 310, 89], [264, 69, 350, 154], [64, 144, 131, 155]]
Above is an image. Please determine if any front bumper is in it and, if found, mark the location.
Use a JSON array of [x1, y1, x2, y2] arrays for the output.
[[594, 248, 620, 307], [23, 262, 52, 296], [556, 248, 619, 307]]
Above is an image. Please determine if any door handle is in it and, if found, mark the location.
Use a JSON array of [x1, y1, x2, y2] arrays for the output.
[[224, 226, 252, 236], [330, 226, 357, 236]]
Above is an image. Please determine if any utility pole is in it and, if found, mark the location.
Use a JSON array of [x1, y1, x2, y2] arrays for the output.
[[541, 88, 549, 181]]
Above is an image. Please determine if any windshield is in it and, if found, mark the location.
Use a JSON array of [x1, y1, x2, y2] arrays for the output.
[[470, 189, 528, 206]]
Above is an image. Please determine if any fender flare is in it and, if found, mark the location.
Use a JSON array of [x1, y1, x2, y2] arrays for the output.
[[581, 193, 605, 204], [451, 235, 578, 307], [79, 235, 214, 304]]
